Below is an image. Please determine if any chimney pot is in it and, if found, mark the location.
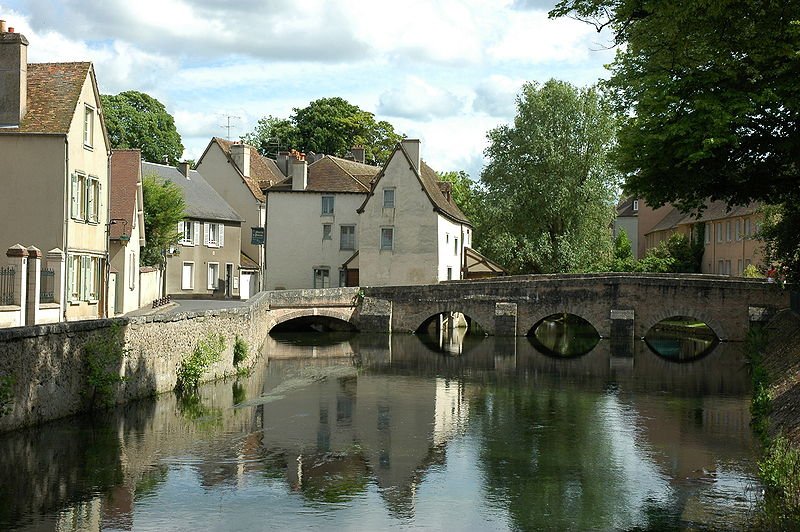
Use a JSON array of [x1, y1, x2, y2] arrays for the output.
[[8, 27, 13, 33], [0, 20, 7, 33]]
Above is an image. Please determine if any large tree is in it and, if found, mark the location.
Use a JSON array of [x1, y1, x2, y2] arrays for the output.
[[102, 91, 184, 165], [243, 97, 403, 164], [480, 80, 619, 274], [550, 0, 800, 281], [141, 175, 185, 268]]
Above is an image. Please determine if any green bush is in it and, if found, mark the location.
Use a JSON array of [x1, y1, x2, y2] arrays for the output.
[[176, 333, 225, 392], [744, 264, 763, 278], [634, 233, 703, 273], [759, 435, 800, 525], [83, 323, 127, 408], [233, 336, 249, 368]]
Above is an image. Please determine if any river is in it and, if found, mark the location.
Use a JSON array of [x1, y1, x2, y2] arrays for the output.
[[0, 328, 761, 531]]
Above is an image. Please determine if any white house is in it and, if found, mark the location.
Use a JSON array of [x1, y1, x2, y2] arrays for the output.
[[265, 151, 379, 289], [354, 139, 474, 286]]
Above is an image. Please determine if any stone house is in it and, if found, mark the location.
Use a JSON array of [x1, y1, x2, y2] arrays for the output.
[[195, 138, 285, 293], [108, 149, 146, 315], [354, 139, 475, 286], [264, 150, 379, 289], [142, 162, 245, 299], [0, 26, 111, 320]]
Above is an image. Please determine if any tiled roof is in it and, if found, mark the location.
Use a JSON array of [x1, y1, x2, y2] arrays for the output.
[[269, 155, 378, 193], [109, 149, 142, 240], [616, 196, 637, 217], [240, 252, 259, 270], [0, 62, 90, 134], [644, 200, 760, 235], [142, 161, 243, 223], [210, 138, 284, 199]]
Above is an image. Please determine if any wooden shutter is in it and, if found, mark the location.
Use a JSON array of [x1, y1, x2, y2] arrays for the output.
[[70, 174, 79, 218], [219, 224, 224, 248], [193, 222, 200, 245], [204, 222, 210, 246]]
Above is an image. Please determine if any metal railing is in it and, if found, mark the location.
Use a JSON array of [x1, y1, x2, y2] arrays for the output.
[[40, 268, 55, 303], [0, 267, 16, 306]]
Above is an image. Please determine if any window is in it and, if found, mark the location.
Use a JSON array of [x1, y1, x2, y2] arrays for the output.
[[726, 221, 731, 242], [447, 267, 452, 280], [716, 223, 723, 243], [129, 252, 136, 290], [182, 262, 194, 290], [725, 260, 732, 275], [205, 222, 224, 248], [735, 220, 742, 241], [67, 255, 102, 302], [86, 177, 100, 223], [339, 269, 346, 287], [208, 262, 219, 290], [705, 223, 711, 244], [381, 227, 394, 250], [313, 267, 330, 288], [70, 173, 100, 223], [737, 259, 743, 276], [383, 188, 395, 208], [83, 105, 94, 148], [454, 237, 459, 255], [632, 200, 639, 212], [340, 225, 356, 250], [744, 219, 752, 237], [321, 196, 334, 215], [71, 173, 86, 220], [718, 260, 724, 274], [68, 255, 80, 302], [179, 221, 196, 245], [322, 223, 332, 240]]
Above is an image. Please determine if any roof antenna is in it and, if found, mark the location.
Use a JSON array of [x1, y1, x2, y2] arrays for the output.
[[220, 115, 241, 141]]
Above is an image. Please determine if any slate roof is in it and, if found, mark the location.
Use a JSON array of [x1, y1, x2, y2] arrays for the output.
[[109, 149, 142, 240], [616, 196, 637, 217], [0, 62, 90, 134], [142, 162, 243, 223], [208, 137, 284, 198], [269, 155, 378, 193]]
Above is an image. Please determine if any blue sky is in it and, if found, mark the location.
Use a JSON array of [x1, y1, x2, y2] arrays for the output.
[[1, 0, 615, 178]]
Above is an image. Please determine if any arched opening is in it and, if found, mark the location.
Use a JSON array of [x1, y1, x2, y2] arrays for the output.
[[644, 316, 719, 362], [527, 313, 600, 358], [270, 315, 358, 346], [415, 312, 486, 356]]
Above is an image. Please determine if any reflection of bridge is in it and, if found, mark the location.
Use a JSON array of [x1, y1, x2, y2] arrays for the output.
[[262, 274, 789, 342]]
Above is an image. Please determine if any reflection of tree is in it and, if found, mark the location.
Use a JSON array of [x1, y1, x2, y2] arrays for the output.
[[530, 314, 600, 358], [176, 391, 222, 431], [474, 384, 674, 530]]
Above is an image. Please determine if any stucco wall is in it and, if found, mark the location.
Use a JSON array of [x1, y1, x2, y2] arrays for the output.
[[265, 191, 364, 289], [109, 213, 142, 315], [437, 215, 468, 281], [166, 221, 241, 298]]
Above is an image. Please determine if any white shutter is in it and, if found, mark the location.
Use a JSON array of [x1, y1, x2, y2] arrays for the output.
[[178, 221, 185, 243], [70, 174, 79, 218], [204, 223, 210, 246], [219, 224, 224, 248], [81, 256, 89, 300], [193, 222, 201, 245]]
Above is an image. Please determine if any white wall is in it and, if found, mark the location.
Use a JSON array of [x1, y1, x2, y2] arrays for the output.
[[265, 191, 364, 289], [437, 215, 469, 281]]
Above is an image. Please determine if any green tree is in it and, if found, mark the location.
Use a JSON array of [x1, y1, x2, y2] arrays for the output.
[[243, 97, 404, 164], [101, 91, 184, 165], [634, 233, 703, 274], [141, 175, 185, 268], [609, 229, 635, 272], [760, 202, 800, 284], [437, 170, 485, 222], [479, 80, 619, 274]]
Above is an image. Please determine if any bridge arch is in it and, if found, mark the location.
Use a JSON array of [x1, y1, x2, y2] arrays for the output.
[[520, 303, 609, 339], [392, 301, 496, 335], [266, 307, 358, 333], [640, 308, 726, 342]]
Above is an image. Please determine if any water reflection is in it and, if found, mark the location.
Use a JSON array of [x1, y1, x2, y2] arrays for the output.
[[0, 333, 759, 531], [528, 313, 601, 358], [645, 317, 720, 362]]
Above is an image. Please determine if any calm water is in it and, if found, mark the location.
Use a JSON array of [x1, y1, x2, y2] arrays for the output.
[[0, 333, 761, 531]]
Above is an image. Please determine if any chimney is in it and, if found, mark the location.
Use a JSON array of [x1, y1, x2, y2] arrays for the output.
[[230, 142, 250, 177], [276, 150, 289, 176], [179, 161, 191, 178], [350, 145, 365, 164], [0, 24, 28, 127], [401, 139, 420, 172], [438, 181, 453, 204], [290, 152, 308, 191]]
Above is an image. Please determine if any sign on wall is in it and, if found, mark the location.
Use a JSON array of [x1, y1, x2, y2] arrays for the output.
[[251, 227, 265, 245]]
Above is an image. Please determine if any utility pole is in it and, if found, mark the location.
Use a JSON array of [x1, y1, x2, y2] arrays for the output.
[[220, 115, 241, 141]]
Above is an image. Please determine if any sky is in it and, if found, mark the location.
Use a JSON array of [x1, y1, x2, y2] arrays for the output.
[[0, 0, 615, 179]]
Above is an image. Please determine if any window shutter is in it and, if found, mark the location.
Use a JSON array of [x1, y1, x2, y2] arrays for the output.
[[207, 265, 214, 290], [81, 256, 89, 300], [219, 224, 224, 248], [70, 174, 79, 218], [178, 221, 185, 242], [204, 223, 210, 246], [193, 222, 200, 245]]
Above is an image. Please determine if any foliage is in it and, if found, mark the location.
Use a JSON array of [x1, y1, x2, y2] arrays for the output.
[[176, 390, 223, 430], [243, 97, 404, 164], [609, 229, 635, 272], [436, 170, 486, 225], [0, 373, 14, 417], [479, 80, 619, 274], [759, 435, 800, 524], [549, 0, 800, 283], [101, 91, 184, 165], [233, 336, 249, 368], [759, 199, 800, 285], [141, 175, 185, 267], [634, 233, 703, 274], [743, 264, 763, 279], [83, 323, 127, 408], [175, 333, 225, 392]]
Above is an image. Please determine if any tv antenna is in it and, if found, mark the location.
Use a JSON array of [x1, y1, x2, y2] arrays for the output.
[[220, 115, 241, 140]]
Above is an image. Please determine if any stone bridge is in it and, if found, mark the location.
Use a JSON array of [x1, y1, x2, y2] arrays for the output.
[[260, 273, 791, 342]]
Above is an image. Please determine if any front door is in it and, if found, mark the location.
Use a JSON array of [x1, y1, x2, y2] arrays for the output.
[[225, 264, 233, 298]]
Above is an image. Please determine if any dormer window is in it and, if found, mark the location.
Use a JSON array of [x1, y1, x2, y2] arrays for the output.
[[83, 105, 94, 149], [632, 200, 639, 212]]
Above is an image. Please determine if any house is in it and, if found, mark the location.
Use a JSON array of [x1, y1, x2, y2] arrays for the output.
[[0, 27, 111, 320], [264, 150, 379, 289], [108, 149, 146, 315], [354, 139, 475, 286], [195, 138, 285, 294], [141, 162, 245, 299], [613, 197, 640, 258]]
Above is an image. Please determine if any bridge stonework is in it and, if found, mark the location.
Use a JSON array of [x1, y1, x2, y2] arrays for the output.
[[259, 275, 789, 342]]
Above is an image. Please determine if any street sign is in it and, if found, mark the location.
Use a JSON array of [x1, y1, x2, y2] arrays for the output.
[[251, 227, 265, 245]]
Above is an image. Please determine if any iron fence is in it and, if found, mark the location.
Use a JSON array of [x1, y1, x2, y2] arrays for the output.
[[40, 268, 55, 303], [0, 267, 16, 306]]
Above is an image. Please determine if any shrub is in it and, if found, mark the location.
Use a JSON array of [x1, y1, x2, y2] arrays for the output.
[[744, 264, 763, 278], [176, 333, 225, 392], [233, 336, 249, 368], [83, 323, 127, 408]]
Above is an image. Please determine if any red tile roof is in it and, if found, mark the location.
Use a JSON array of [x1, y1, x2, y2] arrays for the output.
[[109, 149, 142, 240], [209, 138, 285, 200], [0, 62, 90, 134], [269, 155, 378, 193]]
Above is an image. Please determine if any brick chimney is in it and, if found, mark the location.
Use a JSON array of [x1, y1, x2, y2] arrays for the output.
[[350, 145, 365, 164], [0, 23, 29, 127], [179, 161, 191, 178], [230, 142, 250, 177], [401, 139, 420, 172], [290, 151, 308, 191]]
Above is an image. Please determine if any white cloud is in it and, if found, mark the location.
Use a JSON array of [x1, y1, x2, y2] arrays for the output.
[[377, 77, 464, 120], [487, 11, 595, 63], [473, 75, 523, 118]]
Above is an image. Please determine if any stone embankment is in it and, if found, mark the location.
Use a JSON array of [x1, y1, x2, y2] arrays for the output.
[[763, 309, 800, 444]]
